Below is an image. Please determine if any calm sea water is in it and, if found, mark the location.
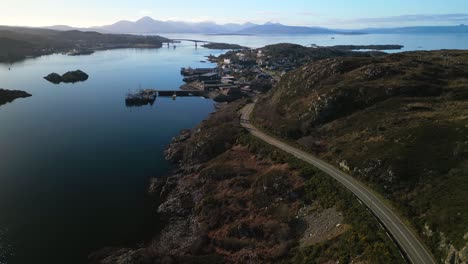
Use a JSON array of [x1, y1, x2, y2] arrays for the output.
[[0, 33, 467, 264], [0, 46, 224, 264], [160, 33, 468, 51]]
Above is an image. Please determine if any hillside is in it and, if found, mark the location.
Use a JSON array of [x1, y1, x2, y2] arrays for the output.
[[362, 24, 468, 34], [91, 17, 256, 34], [253, 50, 468, 261], [235, 23, 341, 35], [42, 16, 468, 35], [0, 26, 168, 62]]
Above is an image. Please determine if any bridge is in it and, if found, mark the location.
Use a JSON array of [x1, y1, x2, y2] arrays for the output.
[[168, 39, 211, 47]]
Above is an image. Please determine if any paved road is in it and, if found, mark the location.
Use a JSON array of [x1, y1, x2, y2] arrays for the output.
[[240, 103, 436, 264]]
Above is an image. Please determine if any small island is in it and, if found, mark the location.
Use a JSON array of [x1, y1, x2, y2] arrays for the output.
[[0, 88, 31, 106], [44, 70, 89, 84], [202, 42, 248, 50], [329, 44, 404, 50]]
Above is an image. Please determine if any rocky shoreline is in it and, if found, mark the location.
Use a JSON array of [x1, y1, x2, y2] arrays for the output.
[[89, 44, 458, 264], [90, 98, 403, 263], [90, 102, 244, 264]]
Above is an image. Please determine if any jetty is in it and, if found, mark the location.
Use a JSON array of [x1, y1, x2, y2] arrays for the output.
[[156, 90, 205, 96], [180, 67, 220, 76], [125, 89, 207, 106]]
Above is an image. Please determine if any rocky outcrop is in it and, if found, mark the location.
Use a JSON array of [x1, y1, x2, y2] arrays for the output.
[[445, 245, 468, 264], [444, 233, 468, 264], [61, 70, 89, 83], [44, 70, 89, 84], [44, 73, 62, 84], [164, 129, 191, 162], [0, 88, 31, 106]]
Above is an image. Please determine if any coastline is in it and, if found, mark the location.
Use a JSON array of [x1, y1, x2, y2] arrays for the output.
[[89, 42, 409, 264], [90, 98, 404, 263], [0, 44, 166, 64]]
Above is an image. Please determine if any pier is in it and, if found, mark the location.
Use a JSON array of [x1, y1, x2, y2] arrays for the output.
[[125, 89, 206, 107], [156, 90, 205, 97]]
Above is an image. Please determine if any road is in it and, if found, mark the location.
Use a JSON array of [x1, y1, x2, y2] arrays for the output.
[[240, 103, 436, 264]]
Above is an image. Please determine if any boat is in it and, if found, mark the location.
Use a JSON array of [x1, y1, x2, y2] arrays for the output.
[[125, 89, 157, 106]]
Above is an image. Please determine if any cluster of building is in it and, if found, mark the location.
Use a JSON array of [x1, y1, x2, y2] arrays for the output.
[[179, 46, 307, 100], [221, 49, 298, 77], [180, 67, 244, 98]]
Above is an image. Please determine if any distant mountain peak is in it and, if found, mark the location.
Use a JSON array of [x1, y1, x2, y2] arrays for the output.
[[264, 22, 282, 26], [137, 16, 155, 22], [43, 17, 468, 35]]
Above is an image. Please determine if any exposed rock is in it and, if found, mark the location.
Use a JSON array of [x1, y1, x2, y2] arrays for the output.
[[171, 129, 191, 143], [44, 73, 62, 84], [298, 207, 348, 247], [61, 70, 89, 83], [459, 246, 468, 263], [446, 245, 459, 264], [164, 130, 192, 162]]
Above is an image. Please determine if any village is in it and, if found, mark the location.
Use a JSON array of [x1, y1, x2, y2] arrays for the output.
[[125, 43, 387, 106], [178, 45, 307, 102]]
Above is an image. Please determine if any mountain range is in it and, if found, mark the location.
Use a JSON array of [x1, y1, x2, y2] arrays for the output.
[[44, 17, 468, 35]]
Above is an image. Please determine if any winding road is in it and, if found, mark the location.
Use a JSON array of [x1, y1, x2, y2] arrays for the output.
[[240, 102, 436, 264]]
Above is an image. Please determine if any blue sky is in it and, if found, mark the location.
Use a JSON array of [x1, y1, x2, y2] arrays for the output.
[[1, 0, 468, 28]]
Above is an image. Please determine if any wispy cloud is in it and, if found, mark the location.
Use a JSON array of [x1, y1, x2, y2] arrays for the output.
[[138, 10, 153, 16], [297, 11, 321, 17], [254, 10, 282, 16], [332, 13, 468, 26]]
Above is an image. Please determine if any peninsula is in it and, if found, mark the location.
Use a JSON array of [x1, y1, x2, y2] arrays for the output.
[[0, 26, 168, 63]]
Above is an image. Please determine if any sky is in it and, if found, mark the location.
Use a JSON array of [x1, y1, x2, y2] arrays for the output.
[[1, 0, 468, 28]]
